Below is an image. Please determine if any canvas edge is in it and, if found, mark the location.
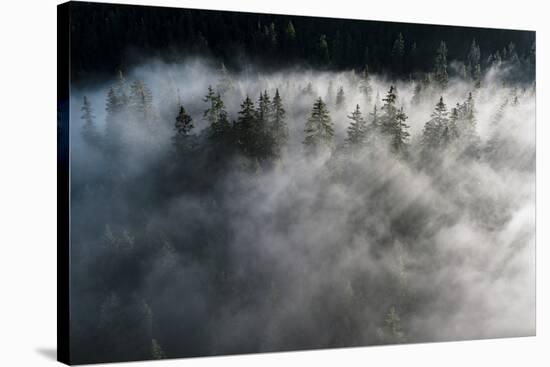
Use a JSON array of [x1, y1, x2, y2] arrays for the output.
[[58, 1, 71, 365]]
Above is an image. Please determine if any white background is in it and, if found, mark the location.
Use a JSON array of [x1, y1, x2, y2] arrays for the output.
[[0, 0, 547, 365]]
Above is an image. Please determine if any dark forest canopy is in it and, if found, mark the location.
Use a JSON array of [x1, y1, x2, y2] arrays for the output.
[[68, 2, 535, 82]]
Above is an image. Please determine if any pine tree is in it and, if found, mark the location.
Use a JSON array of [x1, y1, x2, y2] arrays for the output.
[[303, 97, 334, 152], [217, 63, 234, 95], [256, 90, 272, 126], [271, 89, 288, 152], [81, 96, 99, 146], [359, 65, 373, 104], [203, 85, 231, 142], [392, 107, 410, 153], [381, 86, 409, 153], [467, 39, 482, 88], [129, 80, 154, 121], [173, 105, 194, 151], [113, 70, 130, 109], [105, 76, 129, 155], [433, 41, 449, 90], [234, 96, 258, 156], [422, 96, 449, 150], [285, 20, 296, 42], [346, 104, 368, 147], [368, 104, 381, 144], [151, 339, 166, 359], [336, 86, 345, 108], [381, 86, 398, 137], [380, 306, 406, 343], [448, 106, 460, 143], [318, 34, 330, 65]]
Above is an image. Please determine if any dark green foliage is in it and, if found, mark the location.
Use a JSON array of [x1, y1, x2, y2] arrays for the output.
[[173, 105, 194, 151], [381, 86, 409, 154], [422, 96, 450, 151], [346, 104, 367, 148], [203, 86, 231, 143], [304, 97, 334, 151], [234, 95, 259, 157], [271, 89, 288, 154]]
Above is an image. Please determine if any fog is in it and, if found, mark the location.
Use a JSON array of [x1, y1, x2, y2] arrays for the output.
[[68, 57, 535, 363]]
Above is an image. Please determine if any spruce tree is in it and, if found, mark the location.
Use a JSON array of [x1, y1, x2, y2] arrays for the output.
[[467, 39, 482, 88], [381, 86, 409, 153], [234, 96, 258, 156], [448, 106, 460, 143], [271, 89, 288, 153], [217, 63, 234, 95], [256, 90, 272, 126], [173, 105, 194, 151], [346, 104, 367, 147], [81, 96, 99, 146], [285, 21, 296, 42], [336, 86, 345, 108], [422, 96, 449, 150], [318, 34, 330, 65], [129, 80, 154, 121], [381, 86, 398, 137], [203, 86, 231, 142], [303, 97, 334, 152], [359, 65, 373, 104], [392, 107, 410, 154]]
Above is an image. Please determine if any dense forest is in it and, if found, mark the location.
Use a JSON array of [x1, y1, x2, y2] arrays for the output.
[[67, 3, 535, 365], [69, 2, 535, 81]]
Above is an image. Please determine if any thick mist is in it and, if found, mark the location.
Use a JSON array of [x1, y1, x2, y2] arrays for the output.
[[68, 57, 535, 363]]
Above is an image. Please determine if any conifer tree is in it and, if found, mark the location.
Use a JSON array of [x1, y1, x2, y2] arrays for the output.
[[129, 80, 154, 121], [217, 63, 234, 95], [392, 107, 410, 153], [318, 34, 330, 65], [81, 96, 99, 146], [303, 97, 334, 151], [256, 90, 272, 126], [285, 20, 296, 42], [381, 86, 409, 153], [151, 339, 166, 360], [422, 96, 449, 150], [467, 39, 482, 88], [113, 70, 130, 109], [368, 105, 381, 142], [448, 106, 460, 143], [234, 96, 258, 156], [380, 306, 406, 343], [173, 105, 194, 151], [433, 41, 449, 90], [346, 104, 367, 147], [359, 65, 373, 104], [381, 86, 398, 137], [271, 89, 288, 152], [336, 86, 345, 108], [203, 85, 231, 142]]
